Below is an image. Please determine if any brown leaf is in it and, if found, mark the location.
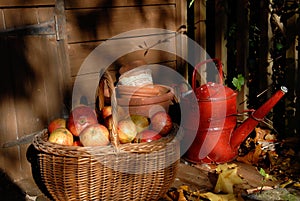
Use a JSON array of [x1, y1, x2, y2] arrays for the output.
[[214, 163, 244, 194], [200, 192, 238, 201], [178, 189, 188, 201], [237, 144, 263, 165]]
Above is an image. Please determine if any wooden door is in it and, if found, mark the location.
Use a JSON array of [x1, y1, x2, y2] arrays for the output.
[[0, 2, 68, 181]]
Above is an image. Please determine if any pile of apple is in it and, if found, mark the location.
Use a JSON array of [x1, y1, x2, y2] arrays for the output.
[[47, 105, 173, 147]]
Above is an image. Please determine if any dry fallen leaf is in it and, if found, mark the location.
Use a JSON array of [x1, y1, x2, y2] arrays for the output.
[[237, 144, 263, 165], [254, 127, 272, 143], [200, 192, 238, 201], [214, 163, 244, 194], [178, 189, 188, 201]]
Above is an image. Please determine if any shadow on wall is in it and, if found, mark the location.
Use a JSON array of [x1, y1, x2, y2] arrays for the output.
[[26, 144, 53, 200], [71, 0, 174, 44], [0, 168, 26, 201]]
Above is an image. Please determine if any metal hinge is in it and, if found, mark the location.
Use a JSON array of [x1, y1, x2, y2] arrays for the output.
[[0, 20, 56, 36], [1, 130, 41, 148]]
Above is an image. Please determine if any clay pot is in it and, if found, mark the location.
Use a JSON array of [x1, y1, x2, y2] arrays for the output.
[[119, 100, 172, 118], [117, 91, 173, 106], [116, 85, 174, 118], [116, 84, 169, 98]]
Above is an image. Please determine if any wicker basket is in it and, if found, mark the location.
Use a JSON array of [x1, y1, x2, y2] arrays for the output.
[[32, 71, 182, 201]]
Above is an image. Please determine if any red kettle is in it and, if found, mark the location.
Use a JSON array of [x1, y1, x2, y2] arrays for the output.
[[182, 59, 287, 163]]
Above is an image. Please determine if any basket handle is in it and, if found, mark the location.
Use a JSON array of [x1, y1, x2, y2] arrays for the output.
[[97, 71, 120, 149], [192, 58, 223, 91]]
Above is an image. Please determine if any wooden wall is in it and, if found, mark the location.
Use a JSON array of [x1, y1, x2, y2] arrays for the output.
[[0, 0, 187, 187], [64, 0, 186, 107]]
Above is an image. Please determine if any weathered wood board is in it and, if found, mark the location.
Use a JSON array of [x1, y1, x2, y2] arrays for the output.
[[65, 5, 176, 43], [0, 1, 55, 7], [0, 5, 65, 181], [0, 0, 187, 184], [64, 0, 176, 9]]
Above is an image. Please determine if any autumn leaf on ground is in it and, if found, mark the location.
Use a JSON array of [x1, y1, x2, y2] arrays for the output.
[[200, 192, 238, 201], [237, 144, 263, 165], [177, 189, 188, 201], [214, 163, 245, 194], [254, 127, 276, 144]]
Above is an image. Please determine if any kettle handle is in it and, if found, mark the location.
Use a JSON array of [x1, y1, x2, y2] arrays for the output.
[[192, 58, 223, 91]]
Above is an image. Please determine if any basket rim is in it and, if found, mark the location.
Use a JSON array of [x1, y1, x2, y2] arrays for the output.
[[32, 124, 182, 158]]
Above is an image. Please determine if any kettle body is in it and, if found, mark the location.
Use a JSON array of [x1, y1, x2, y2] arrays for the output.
[[182, 59, 287, 163]]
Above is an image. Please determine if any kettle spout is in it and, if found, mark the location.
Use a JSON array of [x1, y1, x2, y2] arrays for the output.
[[230, 86, 288, 150]]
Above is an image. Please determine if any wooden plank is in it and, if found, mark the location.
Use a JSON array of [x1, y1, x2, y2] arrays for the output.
[[19, 144, 31, 181], [9, 37, 45, 136], [0, 7, 54, 31], [0, 4, 55, 35], [175, 0, 186, 29], [68, 42, 101, 77], [3, 8, 39, 30], [193, 0, 207, 87], [0, 147, 23, 180], [0, 0, 55, 7], [0, 37, 22, 181], [194, 0, 206, 48], [174, 0, 187, 78], [66, 5, 176, 43], [36, 7, 55, 23], [69, 42, 177, 77], [65, 0, 176, 9], [68, 29, 178, 76], [0, 38, 19, 143], [40, 38, 68, 121], [0, 35, 64, 182], [0, 10, 5, 29], [2, 7, 55, 32], [13, 36, 64, 135], [70, 73, 101, 107]]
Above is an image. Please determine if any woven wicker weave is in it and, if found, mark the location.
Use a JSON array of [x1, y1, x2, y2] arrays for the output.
[[32, 71, 181, 201]]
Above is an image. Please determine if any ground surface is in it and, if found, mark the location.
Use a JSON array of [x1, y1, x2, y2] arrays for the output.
[[1, 159, 299, 201], [2, 126, 300, 201]]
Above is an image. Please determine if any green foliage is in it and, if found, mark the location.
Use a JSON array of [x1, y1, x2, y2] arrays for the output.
[[275, 42, 284, 51], [259, 168, 268, 178], [259, 167, 277, 182], [232, 74, 245, 91], [249, 25, 261, 49], [225, 23, 238, 55]]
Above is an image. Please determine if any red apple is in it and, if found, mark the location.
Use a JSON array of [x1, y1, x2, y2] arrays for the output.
[[134, 129, 162, 143], [102, 106, 112, 119], [48, 118, 66, 133], [150, 111, 173, 136], [117, 119, 137, 144], [48, 128, 74, 146], [67, 105, 98, 136], [79, 124, 110, 147]]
